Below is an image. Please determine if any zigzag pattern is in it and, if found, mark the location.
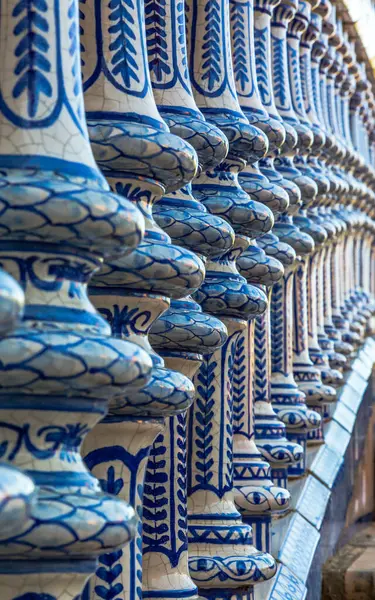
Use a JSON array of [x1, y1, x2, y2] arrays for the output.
[[145, 0, 171, 81], [12, 0, 52, 117], [68, 0, 81, 101], [226, 340, 236, 488], [272, 34, 288, 109], [177, 0, 189, 81], [175, 413, 188, 554], [232, 333, 246, 433], [108, 0, 140, 87], [270, 283, 284, 373], [294, 265, 307, 354], [193, 357, 216, 487], [79, 0, 85, 66], [143, 433, 169, 549], [230, 1, 249, 92], [300, 52, 309, 107], [288, 43, 303, 115], [254, 314, 268, 400], [254, 26, 269, 105], [202, 0, 222, 90]]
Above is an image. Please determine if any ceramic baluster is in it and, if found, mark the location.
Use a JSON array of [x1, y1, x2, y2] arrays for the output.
[[251, 0, 321, 477], [333, 33, 362, 348], [314, 16, 340, 367], [326, 32, 359, 352], [0, 0, 157, 592], [187, 240, 277, 600], [185, 0, 278, 595], [252, 236, 307, 482], [232, 243, 304, 551], [143, 315, 228, 600], [79, 2, 208, 599], [232, 313, 291, 553], [317, 15, 353, 363], [230, 0, 292, 223], [229, 0, 304, 488], [229, 0, 305, 500], [230, 0, 305, 548], [140, 3, 241, 595]]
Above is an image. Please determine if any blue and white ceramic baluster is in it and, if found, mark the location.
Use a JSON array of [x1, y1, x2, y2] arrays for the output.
[[308, 1, 334, 186], [143, 325, 228, 600], [233, 249, 300, 551], [253, 0, 311, 296], [337, 54, 365, 339], [251, 0, 321, 477], [298, 2, 332, 201], [322, 13, 354, 368], [272, 2, 337, 427], [327, 49, 358, 353], [188, 236, 276, 600], [140, 3, 238, 594], [229, 0, 304, 497], [230, 0, 303, 470], [319, 12, 342, 202], [232, 316, 290, 554], [230, 0, 299, 541], [270, 264, 321, 478], [230, 0, 307, 486], [249, 238, 306, 489], [185, 0, 277, 595], [79, 2, 206, 599], [230, 0, 292, 288], [0, 0, 154, 592], [331, 43, 361, 351], [0, 270, 36, 542], [294, 0, 338, 405]]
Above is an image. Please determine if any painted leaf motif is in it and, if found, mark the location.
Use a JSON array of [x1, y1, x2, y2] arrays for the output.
[[12, 0, 52, 117]]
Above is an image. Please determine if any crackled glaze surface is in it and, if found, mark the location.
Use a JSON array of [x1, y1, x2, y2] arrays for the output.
[[0, 0, 374, 599]]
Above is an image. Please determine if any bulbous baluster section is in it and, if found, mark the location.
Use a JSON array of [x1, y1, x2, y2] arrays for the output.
[[138, 3, 241, 595], [0, 270, 36, 542], [187, 236, 276, 598], [231, 247, 301, 551], [270, 256, 321, 477], [185, 0, 277, 595], [0, 0, 155, 594]]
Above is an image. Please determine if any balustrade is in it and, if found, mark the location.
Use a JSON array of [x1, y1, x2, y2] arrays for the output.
[[0, 0, 373, 598]]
